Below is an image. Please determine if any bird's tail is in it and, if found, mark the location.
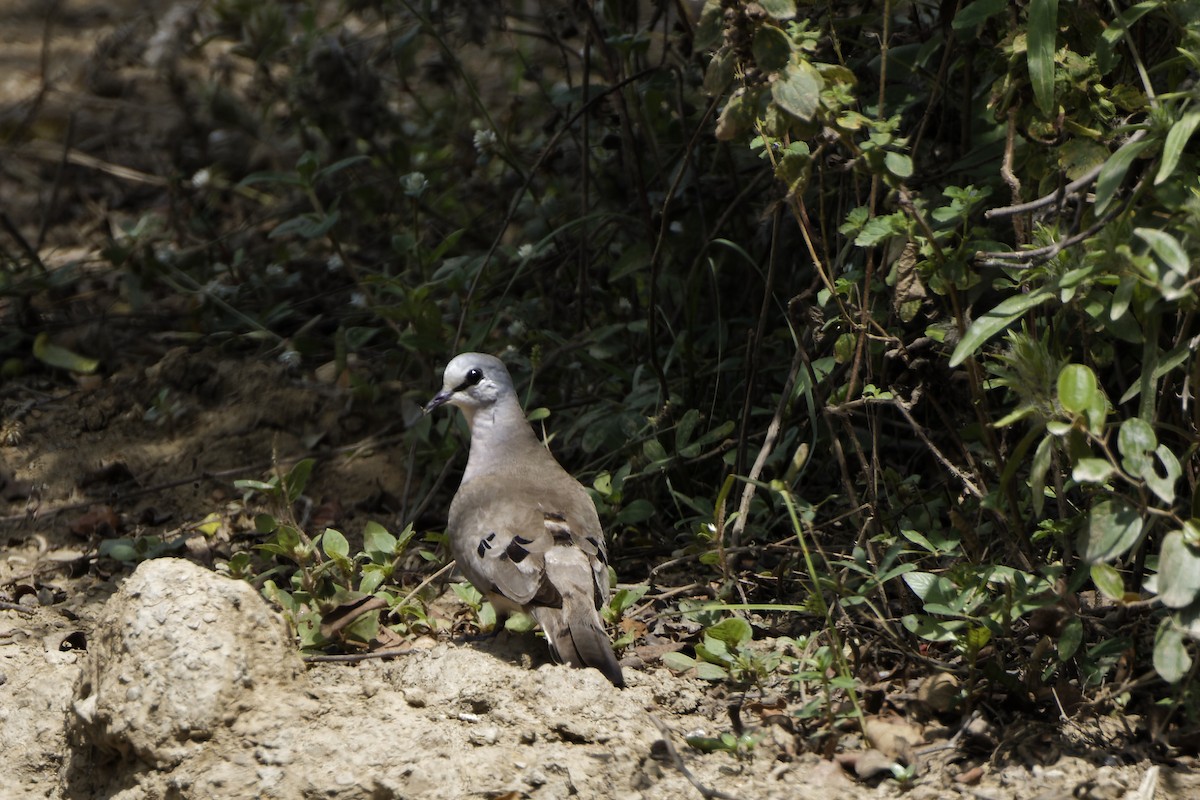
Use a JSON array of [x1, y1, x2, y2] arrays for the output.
[[535, 600, 625, 688]]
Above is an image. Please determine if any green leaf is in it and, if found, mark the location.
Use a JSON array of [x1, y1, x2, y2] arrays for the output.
[[1111, 276, 1135, 321], [1072, 458, 1115, 484], [703, 48, 735, 97], [1143, 445, 1181, 505], [285, 458, 315, 503], [1158, 531, 1200, 608], [900, 529, 938, 554], [1030, 434, 1054, 517], [254, 513, 279, 534], [32, 333, 100, 374], [359, 564, 388, 595], [901, 614, 965, 643], [902, 571, 937, 601], [953, 0, 1006, 30], [269, 210, 341, 240], [675, 409, 702, 452], [1118, 344, 1191, 404], [504, 612, 535, 633], [643, 438, 669, 465], [1058, 616, 1083, 661], [315, 155, 370, 183], [661, 651, 698, 672], [98, 539, 139, 562], [322, 528, 350, 560], [1134, 227, 1191, 277], [1094, 138, 1154, 216], [1155, 110, 1200, 185], [616, 498, 656, 525], [773, 60, 823, 121], [1154, 618, 1192, 683], [1057, 363, 1098, 414], [752, 24, 792, 73], [696, 662, 731, 680], [345, 608, 380, 644], [948, 287, 1054, 367], [706, 617, 753, 648], [695, 0, 725, 51], [1028, 0, 1059, 116], [884, 151, 914, 179], [1081, 498, 1144, 564], [758, 0, 797, 20], [451, 582, 481, 608], [1090, 562, 1125, 602], [854, 213, 904, 247], [362, 521, 397, 556]]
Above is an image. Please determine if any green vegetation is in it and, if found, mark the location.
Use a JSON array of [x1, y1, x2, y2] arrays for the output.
[[6, 0, 1200, 765]]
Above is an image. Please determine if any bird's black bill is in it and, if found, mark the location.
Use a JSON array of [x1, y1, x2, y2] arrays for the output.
[[423, 390, 453, 414]]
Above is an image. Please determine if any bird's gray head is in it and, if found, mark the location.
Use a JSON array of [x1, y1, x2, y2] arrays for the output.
[[423, 352, 514, 416]]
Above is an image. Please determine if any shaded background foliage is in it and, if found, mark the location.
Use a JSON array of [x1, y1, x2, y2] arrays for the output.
[[4, 0, 1200, 744]]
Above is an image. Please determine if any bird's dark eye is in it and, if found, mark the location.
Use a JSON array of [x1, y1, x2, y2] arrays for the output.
[[465, 367, 483, 386]]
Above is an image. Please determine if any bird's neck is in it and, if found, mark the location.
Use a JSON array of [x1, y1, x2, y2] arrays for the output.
[[461, 395, 546, 482]]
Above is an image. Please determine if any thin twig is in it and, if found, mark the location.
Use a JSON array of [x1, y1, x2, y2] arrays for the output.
[[17, 142, 171, 186], [983, 129, 1147, 220], [0, 601, 35, 615], [890, 391, 984, 499], [303, 648, 415, 664], [974, 206, 1122, 267], [649, 716, 742, 800], [730, 343, 804, 548]]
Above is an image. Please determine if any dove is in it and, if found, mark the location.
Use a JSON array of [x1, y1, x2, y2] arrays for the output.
[[424, 352, 625, 687]]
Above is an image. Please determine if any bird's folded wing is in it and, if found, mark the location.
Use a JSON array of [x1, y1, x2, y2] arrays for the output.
[[448, 475, 608, 610]]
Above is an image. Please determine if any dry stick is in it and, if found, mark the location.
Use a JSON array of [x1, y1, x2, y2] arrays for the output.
[[18, 142, 171, 186], [974, 206, 1123, 267], [0, 601, 35, 615], [649, 716, 742, 800], [999, 107, 1025, 243], [984, 129, 1147, 220], [889, 392, 984, 499], [309, 562, 458, 658], [303, 649, 414, 664], [729, 345, 804, 549]]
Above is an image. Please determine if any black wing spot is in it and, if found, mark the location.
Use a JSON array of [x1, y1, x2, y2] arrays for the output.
[[513, 535, 533, 545], [506, 539, 531, 563], [585, 536, 606, 564], [550, 528, 573, 544], [544, 511, 567, 522], [476, 531, 497, 558]]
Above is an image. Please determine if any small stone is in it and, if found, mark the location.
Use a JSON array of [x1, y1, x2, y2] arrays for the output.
[[468, 726, 500, 746], [403, 688, 427, 708]]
